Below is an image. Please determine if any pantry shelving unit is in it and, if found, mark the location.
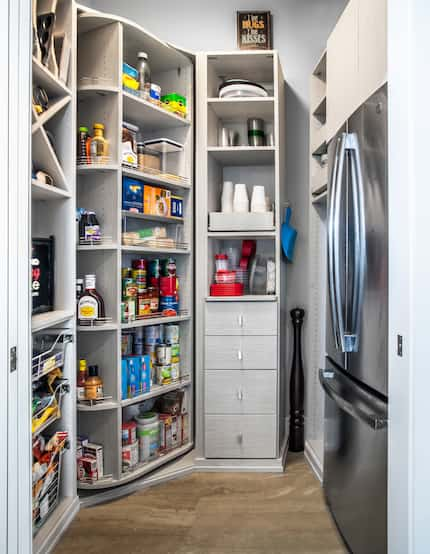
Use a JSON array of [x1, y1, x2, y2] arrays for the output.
[[306, 50, 328, 473], [195, 51, 288, 469], [31, 1, 79, 552], [75, 5, 194, 496]]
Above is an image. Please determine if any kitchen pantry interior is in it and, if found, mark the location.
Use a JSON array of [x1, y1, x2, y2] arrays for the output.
[[4, 0, 428, 552]]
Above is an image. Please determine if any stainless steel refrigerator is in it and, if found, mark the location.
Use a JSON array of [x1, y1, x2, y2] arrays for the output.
[[319, 84, 389, 554]]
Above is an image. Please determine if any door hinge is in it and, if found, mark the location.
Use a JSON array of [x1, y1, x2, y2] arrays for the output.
[[10, 346, 17, 372]]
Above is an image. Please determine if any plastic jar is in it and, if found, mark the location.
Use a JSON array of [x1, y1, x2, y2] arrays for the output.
[[215, 254, 229, 272], [136, 412, 160, 462]]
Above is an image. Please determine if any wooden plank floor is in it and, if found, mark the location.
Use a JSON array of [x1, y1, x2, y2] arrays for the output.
[[56, 454, 345, 554]]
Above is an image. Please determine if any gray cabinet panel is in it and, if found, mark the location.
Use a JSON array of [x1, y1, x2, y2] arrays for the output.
[[205, 414, 277, 458], [206, 302, 277, 335], [205, 370, 277, 415], [205, 335, 277, 370]]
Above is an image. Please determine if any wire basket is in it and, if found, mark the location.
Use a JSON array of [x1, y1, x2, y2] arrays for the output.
[[32, 331, 72, 382], [77, 316, 114, 328], [32, 380, 70, 437], [78, 235, 114, 247], [76, 155, 114, 168], [32, 437, 68, 534]]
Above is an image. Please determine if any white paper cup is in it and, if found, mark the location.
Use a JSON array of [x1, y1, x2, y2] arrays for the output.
[[251, 185, 267, 212], [233, 183, 249, 213]]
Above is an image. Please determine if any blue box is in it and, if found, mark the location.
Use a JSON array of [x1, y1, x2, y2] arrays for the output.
[[121, 359, 128, 400], [123, 62, 138, 80], [126, 356, 140, 398], [171, 196, 183, 218], [122, 177, 143, 212], [137, 355, 151, 394]]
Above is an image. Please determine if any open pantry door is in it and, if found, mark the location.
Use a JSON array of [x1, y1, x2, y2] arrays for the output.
[[3, 0, 33, 552]]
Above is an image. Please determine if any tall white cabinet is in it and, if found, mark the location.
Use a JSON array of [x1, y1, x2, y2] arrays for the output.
[[195, 52, 288, 469]]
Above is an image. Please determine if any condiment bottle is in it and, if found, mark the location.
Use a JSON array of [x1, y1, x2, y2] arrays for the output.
[[87, 123, 109, 164], [78, 274, 106, 325], [77, 126, 89, 164], [84, 365, 104, 400], [77, 359, 87, 401], [79, 210, 101, 243], [137, 52, 151, 99]]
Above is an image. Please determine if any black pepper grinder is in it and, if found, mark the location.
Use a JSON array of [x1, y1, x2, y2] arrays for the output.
[[289, 308, 305, 452]]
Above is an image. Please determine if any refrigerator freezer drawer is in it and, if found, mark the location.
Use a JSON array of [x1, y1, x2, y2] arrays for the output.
[[321, 366, 387, 554]]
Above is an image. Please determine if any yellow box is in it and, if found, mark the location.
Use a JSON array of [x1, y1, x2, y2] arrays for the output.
[[143, 185, 171, 217]]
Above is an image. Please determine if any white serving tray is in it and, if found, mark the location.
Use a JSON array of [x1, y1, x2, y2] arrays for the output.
[[209, 211, 274, 231]]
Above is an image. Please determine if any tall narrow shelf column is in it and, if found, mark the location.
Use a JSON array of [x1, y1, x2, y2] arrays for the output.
[[31, 1, 79, 552], [195, 51, 288, 470], [75, 5, 194, 497]]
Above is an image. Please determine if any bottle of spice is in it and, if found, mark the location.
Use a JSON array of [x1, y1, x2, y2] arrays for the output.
[[77, 359, 87, 401], [84, 365, 104, 400]]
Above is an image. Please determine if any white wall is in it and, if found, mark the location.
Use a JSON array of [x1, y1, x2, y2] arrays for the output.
[[85, 0, 346, 445]]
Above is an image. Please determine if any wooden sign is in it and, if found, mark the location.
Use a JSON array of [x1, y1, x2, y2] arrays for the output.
[[237, 11, 272, 50]]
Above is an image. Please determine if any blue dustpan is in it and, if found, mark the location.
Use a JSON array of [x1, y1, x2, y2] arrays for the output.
[[281, 206, 297, 262]]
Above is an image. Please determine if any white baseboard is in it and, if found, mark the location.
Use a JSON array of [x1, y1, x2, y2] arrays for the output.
[[304, 440, 323, 482], [34, 496, 80, 554]]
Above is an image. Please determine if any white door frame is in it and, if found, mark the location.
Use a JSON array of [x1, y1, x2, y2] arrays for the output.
[[388, 0, 430, 552], [3, 0, 32, 552]]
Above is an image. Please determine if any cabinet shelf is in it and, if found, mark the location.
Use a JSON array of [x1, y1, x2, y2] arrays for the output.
[[32, 96, 72, 134], [32, 57, 72, 98], [123, 90, 191, 130], [121, 313, 191, 330], [77, 401, 119, 412], [121, 245, 190, 255], [32, 179, 72, 201], [206, 295, 278, 302], [121, 378, 192, 408], [77, 323, 118, 332], [32, 310, 74, 333], [122, 166, 191, 191], [207, 97, 275, 120], [121, 210, 183, 225], [208, 230, 276, 239], [207, 146, 275, 166]]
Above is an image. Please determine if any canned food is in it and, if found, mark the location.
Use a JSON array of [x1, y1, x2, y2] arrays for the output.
[[159, 296, 179, 316], [170, 343, 180, 361], [155, 364, 171, 385], [156, 344, 172, 365], [148, 286, 159, 313], [122, 441, 139, 471], [145, 325, 163, 343], [171, 362, 180, 381], [160, 258, 176, 277], [149, 259, 160, 280], [132, 269, 147, 293], [122, 421, 137, 445], [132, 258, 147, 270], [165, 324, 179, 345], [122, 267, 132, 278], [138, 292, 151, 317], [123, 278, 137, 298]]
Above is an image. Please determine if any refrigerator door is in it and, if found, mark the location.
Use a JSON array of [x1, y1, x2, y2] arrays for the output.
[[320, 365, 387, 554], [347, 85, 388, 396], [326, 125, 348, 370]]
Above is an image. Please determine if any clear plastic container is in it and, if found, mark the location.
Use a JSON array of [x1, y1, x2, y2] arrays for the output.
[[137, 52, 151, 100], [215, 270, 236, 284]]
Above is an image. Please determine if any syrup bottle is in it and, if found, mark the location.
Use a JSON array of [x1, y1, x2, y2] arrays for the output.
[[78, 274, 106, 325]]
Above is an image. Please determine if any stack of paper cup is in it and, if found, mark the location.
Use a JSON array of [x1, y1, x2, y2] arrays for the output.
[[233, 183, 249, 213], [251, 185, 267, 213], [221, 181, 234, 213]]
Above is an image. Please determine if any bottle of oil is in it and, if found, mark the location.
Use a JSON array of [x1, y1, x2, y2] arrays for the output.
[[77, 359, 87, 401], [87, 123, 109, 164]]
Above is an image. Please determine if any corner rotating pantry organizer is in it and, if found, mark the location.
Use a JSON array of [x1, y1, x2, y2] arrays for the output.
[[29, 2, 288, 551]]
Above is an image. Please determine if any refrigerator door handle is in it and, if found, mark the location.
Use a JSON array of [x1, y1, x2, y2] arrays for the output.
[[346, 132, 366, 352], [319, 369, 387, 430], [328, 134, 346, 351]]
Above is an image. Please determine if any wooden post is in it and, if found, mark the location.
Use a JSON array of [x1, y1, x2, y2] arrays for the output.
[[289, 307, 305, 452]]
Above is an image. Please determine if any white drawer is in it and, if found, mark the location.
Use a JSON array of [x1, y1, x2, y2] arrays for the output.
[[205, 370, 276, 415], [206, 302, 277, 335], [205, 414, 277, 459], [205, 335, 277, 370]]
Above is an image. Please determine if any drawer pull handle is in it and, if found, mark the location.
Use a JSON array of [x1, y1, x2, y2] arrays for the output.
[[237, 350, 243, 361], [237, 388, 243, 401], [237, 433, 243, 444], [238, 314, 244, 328]]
